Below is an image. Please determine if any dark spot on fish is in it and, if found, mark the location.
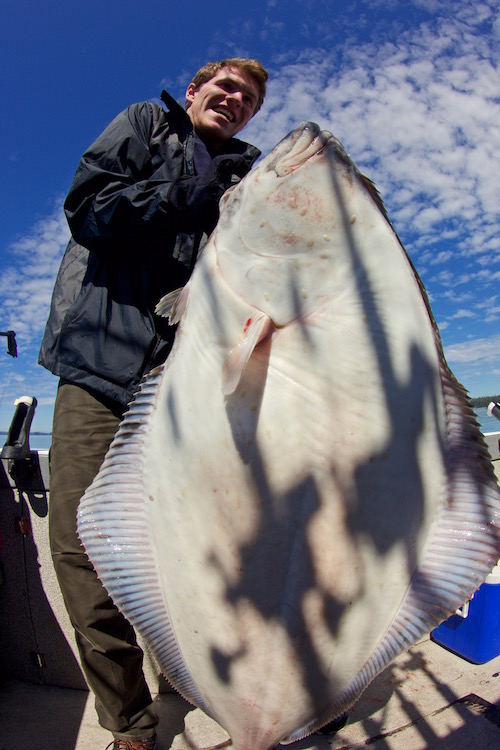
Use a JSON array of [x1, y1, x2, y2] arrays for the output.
[[149, 495, 155, 502], [284, 233, 302, 244]]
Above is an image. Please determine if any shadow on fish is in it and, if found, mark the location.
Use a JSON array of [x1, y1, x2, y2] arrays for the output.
[[78, 122, 500, 750]]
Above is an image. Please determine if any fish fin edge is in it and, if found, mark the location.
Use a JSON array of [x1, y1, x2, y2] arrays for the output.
[[282, 360, 500, 746], [155, 285, 188, 324], [77, 366, 213, 717]]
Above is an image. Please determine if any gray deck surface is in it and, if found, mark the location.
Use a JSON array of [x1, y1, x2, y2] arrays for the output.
[[2, 634, 500, 750]]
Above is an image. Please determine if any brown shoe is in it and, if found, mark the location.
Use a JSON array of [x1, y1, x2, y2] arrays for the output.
[[106, 738, 156, 750]]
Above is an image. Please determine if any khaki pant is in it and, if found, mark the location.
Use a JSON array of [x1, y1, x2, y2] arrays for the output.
[[49, 381, 158, 740]]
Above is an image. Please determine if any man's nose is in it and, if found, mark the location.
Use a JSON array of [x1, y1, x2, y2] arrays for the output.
[[226, 90, 243, 106]]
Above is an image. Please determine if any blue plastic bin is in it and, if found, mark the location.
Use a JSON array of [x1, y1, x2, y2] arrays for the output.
[[431, 562, 500, 664]]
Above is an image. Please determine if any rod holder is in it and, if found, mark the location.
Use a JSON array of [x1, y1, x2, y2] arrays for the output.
[[1, 396, 38, 461]]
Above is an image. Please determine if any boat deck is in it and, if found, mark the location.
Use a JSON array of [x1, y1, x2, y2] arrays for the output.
[[2, 634, 500, 749]]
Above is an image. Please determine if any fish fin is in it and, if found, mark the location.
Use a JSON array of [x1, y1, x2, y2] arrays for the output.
[[155, 286, 188, 324], [222, 312, 271, 396], [281, 358, 500, 746], [77, 366, 213, 718]]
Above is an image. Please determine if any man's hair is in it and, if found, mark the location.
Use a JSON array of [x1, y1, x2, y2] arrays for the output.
[[189, 58, 268, 114]]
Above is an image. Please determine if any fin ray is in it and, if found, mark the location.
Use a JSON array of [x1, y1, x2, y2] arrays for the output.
[[77, 366, 213, 717], [155, 286, 188, 324], [222, 313, 271, 395]]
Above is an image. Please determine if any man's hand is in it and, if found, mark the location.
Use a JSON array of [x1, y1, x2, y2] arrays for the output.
[[212, 155, 252, 186], [167, 155, 252, 233]]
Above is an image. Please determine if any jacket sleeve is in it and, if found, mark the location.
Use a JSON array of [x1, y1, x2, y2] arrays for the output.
[[63, 102, 241, 253]]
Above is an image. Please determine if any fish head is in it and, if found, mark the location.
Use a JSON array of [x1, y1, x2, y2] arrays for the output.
[[215, 121, 384, 327]]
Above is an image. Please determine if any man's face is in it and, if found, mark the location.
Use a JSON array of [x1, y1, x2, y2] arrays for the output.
[[186, 67, 260, 149]]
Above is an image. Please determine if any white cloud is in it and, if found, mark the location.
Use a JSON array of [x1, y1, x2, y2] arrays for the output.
[[450, 309, 476, 320], [243, 3, 500, 271], [239, 1, 500, 395], [0, 200, 69, 347], [484, 309, 500, 323], [445, 333, 500, 365], [0, 202, 68, 431]]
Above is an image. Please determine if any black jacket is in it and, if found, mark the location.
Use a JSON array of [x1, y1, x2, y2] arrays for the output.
[[39, 90, 260, 406]]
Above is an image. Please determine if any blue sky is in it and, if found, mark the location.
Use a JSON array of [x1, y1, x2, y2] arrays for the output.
[[1, 0, 499, 433]]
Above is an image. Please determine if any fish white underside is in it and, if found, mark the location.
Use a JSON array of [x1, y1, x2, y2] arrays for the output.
[[78, 124, 500, 750]]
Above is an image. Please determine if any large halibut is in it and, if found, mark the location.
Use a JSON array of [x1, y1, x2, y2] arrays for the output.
[[78, 122, 500, 750]]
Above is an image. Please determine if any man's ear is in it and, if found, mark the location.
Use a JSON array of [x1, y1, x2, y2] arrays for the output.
[[185, 82, 197, 104]]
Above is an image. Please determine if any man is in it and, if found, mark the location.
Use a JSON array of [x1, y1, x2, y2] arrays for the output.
[[39, 58, 268, 750]]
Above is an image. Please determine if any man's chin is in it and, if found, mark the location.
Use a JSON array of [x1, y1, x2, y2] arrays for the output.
[[197, 120, 237, 147]]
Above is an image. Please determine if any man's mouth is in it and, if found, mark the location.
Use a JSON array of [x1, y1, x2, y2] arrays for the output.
[[213, 107, 234, 123]]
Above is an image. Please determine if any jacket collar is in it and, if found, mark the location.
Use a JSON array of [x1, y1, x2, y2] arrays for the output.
[[160, 89, 191, 124]]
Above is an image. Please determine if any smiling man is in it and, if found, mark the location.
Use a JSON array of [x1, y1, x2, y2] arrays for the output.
[[186, 64, 262, 147], [39, 58, 268, 750]]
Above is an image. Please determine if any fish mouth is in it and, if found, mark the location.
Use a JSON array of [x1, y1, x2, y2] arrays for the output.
[[273, 122, 346, 176]]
